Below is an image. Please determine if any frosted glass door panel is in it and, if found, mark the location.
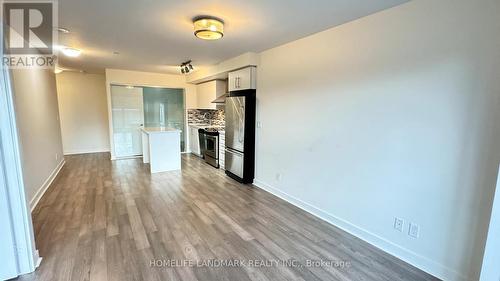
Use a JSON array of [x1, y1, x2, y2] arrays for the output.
[[111, 86, 144, 157], [143, 87, 185, 151]]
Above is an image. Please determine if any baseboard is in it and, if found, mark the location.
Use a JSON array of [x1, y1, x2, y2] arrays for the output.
[[34, 250, 42, 268], [189, 152, 203, 157], [29, 159, 65, 212], [253, 179, 467, 281], [63, 148, 110, 155], [112, 155, 142, 161]]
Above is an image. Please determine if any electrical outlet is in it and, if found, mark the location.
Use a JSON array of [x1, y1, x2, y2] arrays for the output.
[[257, 121, 262, 128], [394, 217, 404, 232], [408, 223, 420, 238]]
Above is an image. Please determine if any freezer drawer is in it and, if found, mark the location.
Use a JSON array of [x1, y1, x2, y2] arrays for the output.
[[225, 148, 244, 179]]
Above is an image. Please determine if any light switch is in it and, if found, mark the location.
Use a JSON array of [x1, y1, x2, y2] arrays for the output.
[[409, 223, 420, 238]]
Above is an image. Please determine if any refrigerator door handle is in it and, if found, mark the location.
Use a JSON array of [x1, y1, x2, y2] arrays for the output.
[[238, 105, 244, 143]]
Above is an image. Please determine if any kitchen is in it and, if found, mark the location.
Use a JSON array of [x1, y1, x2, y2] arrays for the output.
[[187, 66, 256, 183], [114, 65, 256, 184]]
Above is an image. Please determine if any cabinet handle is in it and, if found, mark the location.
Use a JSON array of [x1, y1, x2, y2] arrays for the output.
[[237, 77, 240, 88]]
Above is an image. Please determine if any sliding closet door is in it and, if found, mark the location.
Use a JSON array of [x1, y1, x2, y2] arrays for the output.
[[143, 87, 185, 151], [111, 85, 144, 158]]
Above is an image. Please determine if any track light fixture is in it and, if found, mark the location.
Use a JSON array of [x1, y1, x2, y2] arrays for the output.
[[180, 60, 193, 74]]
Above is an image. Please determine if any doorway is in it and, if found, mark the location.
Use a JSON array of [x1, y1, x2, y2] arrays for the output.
[[0, 44, 37, 279]]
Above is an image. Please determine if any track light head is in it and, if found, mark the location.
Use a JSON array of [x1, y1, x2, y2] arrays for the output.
[[179, 60, 193, 74]]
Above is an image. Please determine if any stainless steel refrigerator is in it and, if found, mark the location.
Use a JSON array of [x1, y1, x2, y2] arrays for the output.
[[225, 90, 256, 183]]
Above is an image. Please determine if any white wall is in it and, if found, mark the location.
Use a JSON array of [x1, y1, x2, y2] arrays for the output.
[[186, 52, 259, 84], [105, 69, 197, 158], [56, 72, 110, 155], [10, 69, 64, 209], [254, 0, 500, 280]]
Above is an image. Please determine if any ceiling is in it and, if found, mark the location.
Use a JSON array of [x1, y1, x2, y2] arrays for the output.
[[57, 0, 408, 74]]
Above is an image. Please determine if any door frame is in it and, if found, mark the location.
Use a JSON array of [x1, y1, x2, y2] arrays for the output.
[[0, 58, 39, 277], [480, 164, 500, 281], [107, 83, 187, 160]]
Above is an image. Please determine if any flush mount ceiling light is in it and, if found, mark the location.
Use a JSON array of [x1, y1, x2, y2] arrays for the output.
[[180, 60, 193, 74], [193, 17, 224, 40], [54, 66, 64, 74], [61, 47, 81, 57], [56, 27, 70, 33]]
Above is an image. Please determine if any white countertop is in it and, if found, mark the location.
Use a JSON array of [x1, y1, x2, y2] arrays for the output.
[[141, 127, 181, 134], [189, 123, 225, 129], [188, 123, 210, 128]]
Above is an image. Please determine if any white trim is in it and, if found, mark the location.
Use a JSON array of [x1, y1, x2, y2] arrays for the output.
[[0, 36, 36, 276], [480, 165, 500, 281], [105, 78, 115, 160], [111, 155, 142, 161], [34, 250, 42, 268], [253, 179, 467, 281], [63, 148, 110, 155], [29, 160, 65, 212]]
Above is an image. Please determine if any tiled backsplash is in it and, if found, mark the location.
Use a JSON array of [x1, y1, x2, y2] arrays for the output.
[[187, 109, 225, 126]]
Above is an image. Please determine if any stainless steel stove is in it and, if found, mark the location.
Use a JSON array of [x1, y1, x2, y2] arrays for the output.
[[198, 127, 222, 168]]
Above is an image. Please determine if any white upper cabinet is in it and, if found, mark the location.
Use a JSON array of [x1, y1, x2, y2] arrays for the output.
[[196, 80, 227, 109], [228, 66, 256, 91]]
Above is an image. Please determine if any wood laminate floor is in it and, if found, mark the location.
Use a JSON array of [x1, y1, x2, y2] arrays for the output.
[[17, 153, 439, 281]]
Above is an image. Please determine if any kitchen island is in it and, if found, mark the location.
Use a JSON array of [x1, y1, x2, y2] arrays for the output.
[[141, 127, 181, 173]]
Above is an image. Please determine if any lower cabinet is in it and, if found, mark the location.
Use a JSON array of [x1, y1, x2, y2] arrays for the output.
[[189, 126, 201, 156]]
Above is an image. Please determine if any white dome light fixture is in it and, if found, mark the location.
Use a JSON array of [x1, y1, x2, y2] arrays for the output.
[[56, 27, 70, 33], [61, 47, 81, 57], [193, 16, 224, 40], [54, 66, 64, 74]]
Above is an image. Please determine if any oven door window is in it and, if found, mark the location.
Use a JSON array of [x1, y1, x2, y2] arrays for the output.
[[205, 136, 218, 158], [206, 138, 215, 151]]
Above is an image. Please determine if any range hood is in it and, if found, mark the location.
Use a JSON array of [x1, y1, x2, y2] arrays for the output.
[[212, 93, 228, 104]]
